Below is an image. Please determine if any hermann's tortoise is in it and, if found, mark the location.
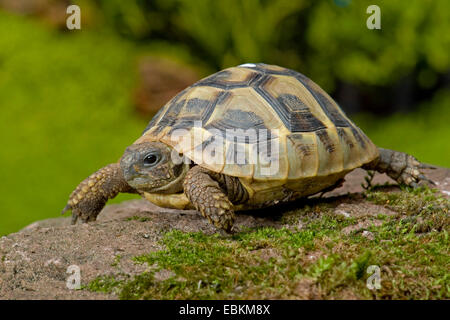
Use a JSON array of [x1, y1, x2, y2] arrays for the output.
[[62, 63, 435, 232]]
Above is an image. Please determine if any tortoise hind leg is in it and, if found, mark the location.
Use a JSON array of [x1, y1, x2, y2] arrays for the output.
[[363, 148, 436, 188]]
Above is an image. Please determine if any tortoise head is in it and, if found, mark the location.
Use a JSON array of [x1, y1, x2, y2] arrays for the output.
[[120, 141, 189, 193]]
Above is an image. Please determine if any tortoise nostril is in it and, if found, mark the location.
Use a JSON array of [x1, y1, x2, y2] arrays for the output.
[[124, 154, 134, 164]]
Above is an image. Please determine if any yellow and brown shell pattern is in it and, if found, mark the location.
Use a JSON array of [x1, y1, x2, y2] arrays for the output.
[[136, 63, 379, 185]]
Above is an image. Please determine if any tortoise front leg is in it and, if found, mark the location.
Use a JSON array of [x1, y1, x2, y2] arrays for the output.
[[183, 166, 248, 233], [62, 163, 137, 224], [363, 148, 436, 187]]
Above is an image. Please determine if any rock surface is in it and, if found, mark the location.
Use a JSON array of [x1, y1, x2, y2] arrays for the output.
[[0, 167, 448, 299]]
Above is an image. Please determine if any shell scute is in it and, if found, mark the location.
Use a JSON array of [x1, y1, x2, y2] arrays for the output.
[[140, 63, 379, 180]]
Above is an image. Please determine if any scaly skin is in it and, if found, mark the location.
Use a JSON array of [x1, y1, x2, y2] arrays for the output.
[[363, 148, 436, 187], [183, 166, 248, 233], [61, 163, 137, 224]]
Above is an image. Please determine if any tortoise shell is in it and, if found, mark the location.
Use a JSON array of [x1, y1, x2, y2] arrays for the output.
[[135, 63, 378, 186]]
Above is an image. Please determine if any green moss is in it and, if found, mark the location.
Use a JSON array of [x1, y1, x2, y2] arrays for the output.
[[365, 186, 441, 214], [308, 256, 336, 280], [232, 227, 319, 251], [85, 186, 449, 299], [350, 251, 373, 281], [126, 216, 152, 222], [119, 273, 158, 299], [281, 201, 333, 225], [111, 254, 122, 267], [313, 187, 450, 299], [282, 200, 357, 235], [365, 186, 449, 234], [86, 275, 125, 294], [120, 227, 328, 299]]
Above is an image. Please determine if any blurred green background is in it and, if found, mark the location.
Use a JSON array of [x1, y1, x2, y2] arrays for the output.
[[0, 0, 449, 235]]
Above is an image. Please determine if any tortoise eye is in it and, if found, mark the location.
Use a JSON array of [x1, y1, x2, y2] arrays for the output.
[[143, 153, 160, 167]]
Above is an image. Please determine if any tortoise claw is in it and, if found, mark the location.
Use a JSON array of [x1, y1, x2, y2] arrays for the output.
[[418, 163, 437, 169], [394, 154, 437, 188], [71, 212, 79, 225], [418, 174, 436, 185], [61, 204, 71, 215]]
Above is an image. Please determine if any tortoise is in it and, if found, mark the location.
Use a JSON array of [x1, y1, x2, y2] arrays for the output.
[[62, 63, 435, 232]]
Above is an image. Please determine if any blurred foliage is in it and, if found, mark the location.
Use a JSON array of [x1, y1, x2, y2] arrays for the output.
[[305, 0, 450, 90], [0, 11, 143, 235], [93, 0, 450, 95], [353, 89, 450, 166]]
